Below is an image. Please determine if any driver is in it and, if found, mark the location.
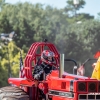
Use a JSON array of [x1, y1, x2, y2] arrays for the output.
[[33, 50, 56, 81], [33, 50, 56, 100]]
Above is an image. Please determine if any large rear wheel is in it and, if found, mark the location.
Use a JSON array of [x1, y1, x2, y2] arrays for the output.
[[0, 86, 29, 100]]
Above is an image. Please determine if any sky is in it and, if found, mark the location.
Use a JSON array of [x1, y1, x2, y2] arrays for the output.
[[5, 0, 100, 19]]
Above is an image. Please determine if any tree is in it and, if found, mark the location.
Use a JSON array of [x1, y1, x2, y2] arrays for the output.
[[0, 42, 26, 86], [0, 0, 6, 11], [0, 1, 99, 82], [64, 0, 94, 23], [64, 0, 86, 16]]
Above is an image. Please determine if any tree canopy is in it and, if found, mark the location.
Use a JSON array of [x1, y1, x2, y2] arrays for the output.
[[0, 0, 100, 86]]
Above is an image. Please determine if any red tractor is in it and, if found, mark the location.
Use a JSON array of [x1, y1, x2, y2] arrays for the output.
[[0, 40, 100, 100]]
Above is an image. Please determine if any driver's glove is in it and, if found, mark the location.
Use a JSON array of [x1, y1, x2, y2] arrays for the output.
[[34, 74, 40, 80]]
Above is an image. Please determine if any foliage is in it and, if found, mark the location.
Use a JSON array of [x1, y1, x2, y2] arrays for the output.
[[0, 0, 100, 86], [0, 42, 26, 86]]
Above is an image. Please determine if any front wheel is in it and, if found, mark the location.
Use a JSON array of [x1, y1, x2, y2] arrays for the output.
[[0, 86, 29, 100]]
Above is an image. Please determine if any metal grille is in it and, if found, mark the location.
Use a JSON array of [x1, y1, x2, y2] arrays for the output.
[[98, 82, 100, 92], [78, 94, 100, 100], [88, 82, 97, 92], [77, 82, 87, 92]]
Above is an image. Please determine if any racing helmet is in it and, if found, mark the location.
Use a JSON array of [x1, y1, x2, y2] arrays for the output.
[[41, 50, 55, 64]]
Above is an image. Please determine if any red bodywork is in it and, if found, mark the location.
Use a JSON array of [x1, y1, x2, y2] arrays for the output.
[[94, 51, 100, 58], [8, 41, 100, 100]]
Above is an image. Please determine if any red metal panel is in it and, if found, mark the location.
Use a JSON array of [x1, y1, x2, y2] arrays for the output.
[[8, 78, 34, 87]]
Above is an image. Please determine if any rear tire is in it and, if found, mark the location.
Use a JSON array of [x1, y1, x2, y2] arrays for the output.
[[0, 86, 29, 100]]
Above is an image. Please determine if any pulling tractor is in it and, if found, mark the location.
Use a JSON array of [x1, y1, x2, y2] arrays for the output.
[[0, 40, 100, 100]]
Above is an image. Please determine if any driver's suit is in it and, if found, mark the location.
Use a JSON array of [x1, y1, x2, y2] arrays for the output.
[[33, 62, 56, 81], [33, 62, 56, 99]]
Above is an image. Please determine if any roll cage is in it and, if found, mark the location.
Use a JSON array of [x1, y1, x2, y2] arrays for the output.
[[24, 42, 60, 80]]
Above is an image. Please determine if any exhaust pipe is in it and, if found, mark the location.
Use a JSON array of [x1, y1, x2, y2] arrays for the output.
[[73, 66, 77, 75], [59, 54, 64, 78]]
